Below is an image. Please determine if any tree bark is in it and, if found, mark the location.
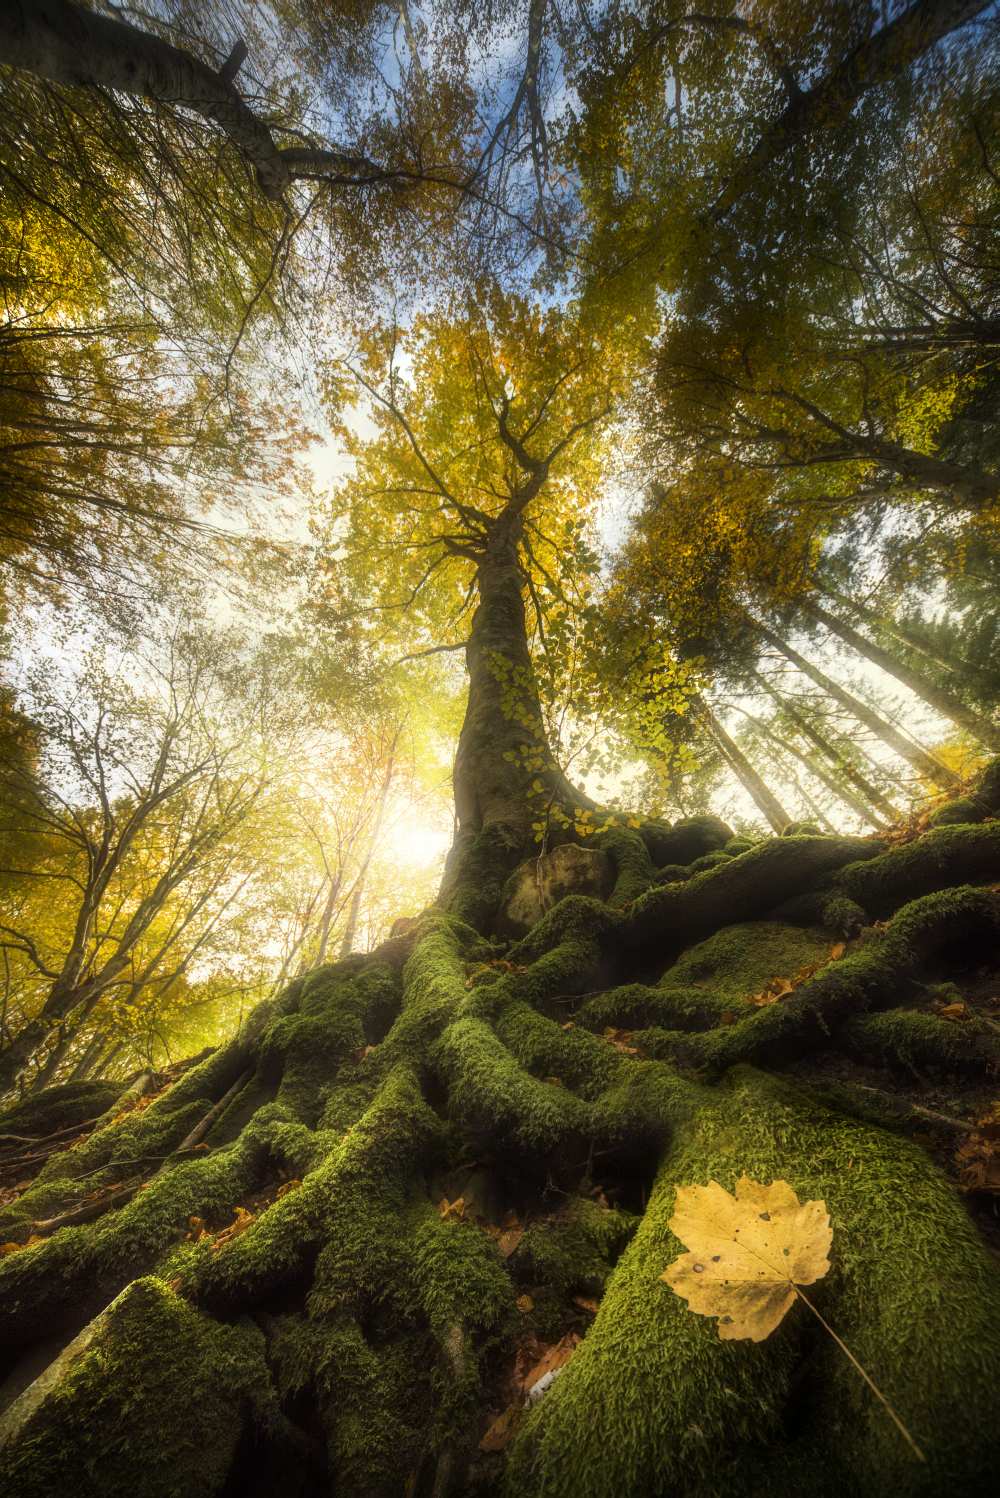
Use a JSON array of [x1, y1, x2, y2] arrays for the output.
[[712, 0, 993, 219], [800, 598, 1000, 751], [755, 622, 963, 791], [0, 0, 293, 198], [695, 697, 792, 832]]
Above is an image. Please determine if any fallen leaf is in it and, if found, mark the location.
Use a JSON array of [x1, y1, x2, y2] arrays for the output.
[[543, 1076, 564, 1087], [937, 1002, 969, 1022], [661, 1175, 831, 1341], [573, 1295, 600, 1314], [516, 1293, 534, 1312], [439, 1195, 465, 1220], [521, 1333, 580, 1401], [561, 1021, 575, 1031], [211, 1205, 254, 1253], [479, 1405, 523, 1452], [497, 1225, 524, 1258], [720, 1011, 738, 1027], [276, 1178, 302, 1198], [829, 942, 846, 960]]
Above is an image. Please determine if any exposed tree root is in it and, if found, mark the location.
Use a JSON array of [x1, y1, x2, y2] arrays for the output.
[[1, 802, 999, 1496]]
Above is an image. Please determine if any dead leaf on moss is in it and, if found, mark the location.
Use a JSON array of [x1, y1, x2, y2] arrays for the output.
[[211, 1205, 254, 1252], [276, 1178, 302, 1198], [523, 1333, 580, 1401], [829, 942, 846, 960], [439, 1195, 465, 1220], [573, 1294, 600, 1314], [479, 1404, 523, 1452], [661, 1175, 831, 1341], [937, 1002, 969, 1022], [516, 1293, 534, 1312]]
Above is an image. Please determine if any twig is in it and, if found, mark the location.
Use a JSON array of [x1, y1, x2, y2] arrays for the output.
[[794, 1288, 926, 1463]]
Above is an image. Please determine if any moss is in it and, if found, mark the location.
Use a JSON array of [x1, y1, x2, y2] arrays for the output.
[[683, 886, 1000, 1079], [409, 1204, 514, 1341], [665, 921, 833, 1004], [641, 814, 733, 868], [432, 1017, 589, 1162], [837, 821, 1000, 918], [591, 825, 656, 907], [317, 1315, 432, 1498], [782, 819, 822, 836], [440, 823, 528, 933], [841, 1008, 996, 1076], [494, 1000, 621, 1097], [724, 837, 756, 855], [926, 797, 983, 827], [688, 849, 733, 873], [655, 862, 692, 883], [579, 983, 734, 1032], [0, 1277, 272, 1498], [627, 835, 880, 958], [507, 1068, 1000, 1497], [0, 1080, 123, 1140], [513, 1198, 637, 1299]]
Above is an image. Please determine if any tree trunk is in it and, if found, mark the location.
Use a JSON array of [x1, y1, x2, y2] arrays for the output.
[[0, 0, 292, 198], [816, 580, 962, 675], [741, 710, 884, 830], [801, 599, 1000, 751], [754, 673, 903, 822], [695, 698, 792, 833], [1, 763, 998, 1496], [712, 0, 994, 220], [756, 622, 963, 792]]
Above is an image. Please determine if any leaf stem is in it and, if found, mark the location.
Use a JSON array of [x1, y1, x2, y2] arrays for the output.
[[794, 1287, 926, 1464]]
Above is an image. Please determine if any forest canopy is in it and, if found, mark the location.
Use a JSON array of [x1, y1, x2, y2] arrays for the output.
[[0, 2, 999, 1496]]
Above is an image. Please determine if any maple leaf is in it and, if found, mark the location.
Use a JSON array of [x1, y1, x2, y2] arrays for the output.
[[661, 1175, 831, 1341]]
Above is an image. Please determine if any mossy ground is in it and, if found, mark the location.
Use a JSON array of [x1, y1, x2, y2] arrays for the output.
[[1, 787, 999, 1496]]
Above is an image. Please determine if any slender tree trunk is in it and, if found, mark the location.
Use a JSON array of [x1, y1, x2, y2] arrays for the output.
[[816, 580, 962, 675], [756, 623, 962, 791], [755, 675, 903, 821], [742, 709, 885, 829], [800, 598, 1000, 750], [338, 735, 399, 960], [696, 697, 792, 833]]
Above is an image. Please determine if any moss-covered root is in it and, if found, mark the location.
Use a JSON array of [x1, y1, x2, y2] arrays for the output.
[[0, 1277, 273, 1498], [506, 1069, 1000, 1498]]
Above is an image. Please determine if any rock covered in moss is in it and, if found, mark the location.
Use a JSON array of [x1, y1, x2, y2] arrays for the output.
[[926, 796, 982, 827], [782, 819, 822, 836], [0, 1080, 124, 1141], [687, 849, 732, 873], [640, 814, 732, 868], [0, 1277, 272, 1497], [498, 844, 614, 937]]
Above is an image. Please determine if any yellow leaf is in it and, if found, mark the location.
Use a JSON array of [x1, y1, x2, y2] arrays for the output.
[[660, 1175, 831, 1341], [516, 1293, 534, 1312]]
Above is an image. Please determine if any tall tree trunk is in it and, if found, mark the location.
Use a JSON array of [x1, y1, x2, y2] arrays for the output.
[[0, 0, 292, 198], [754, 673, 903, 822], [742, 709, 884, 830], [696, 697, 792, 832], [755, 622, 962, 791], [800, 598, 1000, 751], [816, 580, 962, 675], [712, 0, 994, 220]]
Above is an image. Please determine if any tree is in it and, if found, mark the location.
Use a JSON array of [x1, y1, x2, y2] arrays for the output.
[[2, 5, 1000, 1496]]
